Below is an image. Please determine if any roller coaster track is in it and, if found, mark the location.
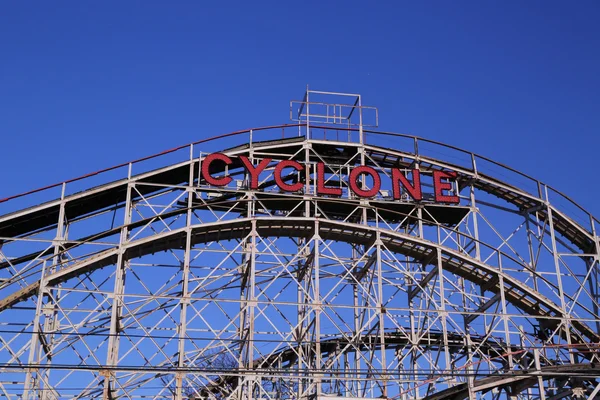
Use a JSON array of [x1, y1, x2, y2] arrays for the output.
[[0, 129, 598, 399], [0, 214, 598, 339], [195, 330, 531, 398]]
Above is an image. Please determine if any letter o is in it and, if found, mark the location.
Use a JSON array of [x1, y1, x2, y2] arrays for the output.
[[349, 166, 381, 198]]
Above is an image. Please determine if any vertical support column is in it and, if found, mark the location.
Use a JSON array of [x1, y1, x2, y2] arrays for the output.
[[408, 285, 418, 399], [238, 235, 249, 399], [313, 220, 322, 399], [306, 87, 310, 141], [534, 348, 547, 400], [466, 182, 480, 399], [525, 214, 540, 293], [245, 146, 254, 218], [409, 154, 421, 399], [238, 220, 257, 400], [469, 185, 481, 261], [23, 182, 67, 400], [246, 219, 257, 400], [497, 253, 515, 372], [102, 164, 133, 400], [458, 263, 473, 397], [23, 261, 48, 400], [415, 156, 423, 240], [175, 146, 195, 399], [518, 324, 534, 399], [352, 281, 360, 397], [296, 243, 305, 400], [358, 95, 363, 144], [465, 333, 476, 400], [295, 236, 315, 398], [40, 182, 68, 400], [466, 184, 478, 400], [375, 231, 387, 398], [545, 201, 574, 364], [304, 143, 311, 217], [588, 215, 600, 336], [295, 236, 318, 399], [470, 151, 481, 394], [436, 248, 453, 389], [356, 95, 368, 396]]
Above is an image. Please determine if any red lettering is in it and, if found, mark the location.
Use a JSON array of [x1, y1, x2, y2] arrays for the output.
[[317, 162, 342, 196], [274, 160, 304, 192], [201, 153, 233, 186], [349, 166, 381, 198], [202, 153, 459, 205], [239, 156, 272, 190], [392, 169, 422, 201], [433, 171, 459, 203]]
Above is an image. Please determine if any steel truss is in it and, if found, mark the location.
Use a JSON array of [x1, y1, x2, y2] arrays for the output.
[[0, 101, 599, 399]]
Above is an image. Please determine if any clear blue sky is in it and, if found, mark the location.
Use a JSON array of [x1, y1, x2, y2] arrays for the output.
[[1, 1, 599, 214]]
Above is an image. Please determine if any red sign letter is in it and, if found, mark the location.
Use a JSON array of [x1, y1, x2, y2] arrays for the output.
[[317, 162, 342, 196], [349, 166, 381, 198], [433, 171, 459, 204], [392, 169, 422, 201], [202, 153, 233, 186], [240, 156, 272, 190], [274, 160, 304, 192]]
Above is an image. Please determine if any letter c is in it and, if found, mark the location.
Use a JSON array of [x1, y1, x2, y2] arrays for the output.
[[201, 153, 233, 186], [275, 160, 304, 192]]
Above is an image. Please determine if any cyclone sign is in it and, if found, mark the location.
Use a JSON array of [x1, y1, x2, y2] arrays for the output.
[[201, 153, 460, 204]]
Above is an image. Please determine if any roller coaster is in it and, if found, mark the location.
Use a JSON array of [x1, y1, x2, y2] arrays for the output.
[[0, 90, 598, 399]]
